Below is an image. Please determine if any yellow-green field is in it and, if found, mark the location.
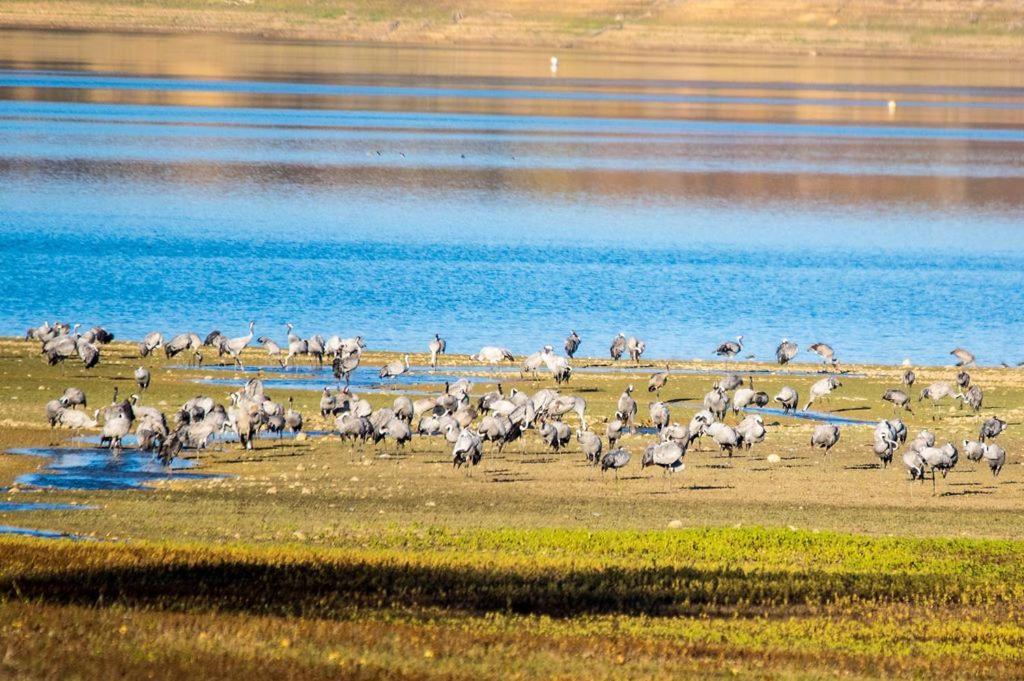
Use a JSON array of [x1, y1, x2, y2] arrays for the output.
[[0, 337, 1022, 678]]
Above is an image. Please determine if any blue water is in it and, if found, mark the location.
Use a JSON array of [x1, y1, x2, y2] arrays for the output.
[[8, 447, 221, 491], [2, 31, 1024, 366], [0, 525, 87, 540]]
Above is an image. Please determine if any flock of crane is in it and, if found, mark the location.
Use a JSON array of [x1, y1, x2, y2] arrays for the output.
[[25, 320, 1010, 492]]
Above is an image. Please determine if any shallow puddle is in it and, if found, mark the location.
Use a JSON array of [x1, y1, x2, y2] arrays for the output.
[[7, 447, 222, 491]]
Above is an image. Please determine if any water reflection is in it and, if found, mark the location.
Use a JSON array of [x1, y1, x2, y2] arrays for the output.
[[1, 30, 1022, 365]]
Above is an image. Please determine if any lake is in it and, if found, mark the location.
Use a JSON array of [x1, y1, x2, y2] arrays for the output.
[[1, 29, 1023, 366]]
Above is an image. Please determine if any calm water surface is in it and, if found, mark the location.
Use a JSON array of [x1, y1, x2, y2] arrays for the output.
[[1, 30, 1023, 365]]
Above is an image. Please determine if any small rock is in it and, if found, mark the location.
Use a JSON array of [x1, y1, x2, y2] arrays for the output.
[[667, 519, 683, 529], [766, 454, 781, 464], [266, 486, 277, 495], [295, 432, 307, 441]]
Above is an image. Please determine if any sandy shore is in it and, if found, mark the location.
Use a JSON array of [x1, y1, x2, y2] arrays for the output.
[[2, 0, 1024, 61]]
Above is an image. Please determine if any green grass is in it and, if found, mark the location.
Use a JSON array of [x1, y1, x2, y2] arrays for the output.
[[3, 529, 1024, 678]]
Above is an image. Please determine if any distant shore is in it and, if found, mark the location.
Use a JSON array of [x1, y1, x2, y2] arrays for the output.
[[2, 0, 1024, 61]]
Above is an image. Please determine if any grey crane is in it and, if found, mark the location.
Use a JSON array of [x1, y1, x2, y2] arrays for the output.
[[958, 385, 984, 412], [882, 388, 913, 415], [378, 417, 412, 453], [641, 441, 684, 474], [45, 399, 64, 439], [979, 417, 1007, 442], [886, 419, 908, 444], [101, 399, 135, 451], [706, 422, 741, 456], [55, 407, 100, 438], [647, 364, 671, 395], [775, 339, 798, 366], [307, 335, 326, 367], [540, 346, 572, 385], [950, 347, 975, 367], [320, 387, 337, 417], [908, 429, 936, 454], [477, 414, 512, 453], [810, 423, 840, 455], [59, 386, 87, 410], [606, 412, 625, 449], [617, 385, 638, 433], [332, 353, 360, 388], [25, 321, 54, 342], [902, 450, 926, 482], [902, 368, 916, 388], [379, 354, 411, 383], [539, 419, 571, 452], [919, 382, 955, 418], [165, 332, 203, 365], [610, 333, 627, 361], [564, 330, 581, 359], [336, 412, 372, 444], [393, 396, 414, 423], [649, 401, 670, 432], [775, 386, 799, 414], [576, 428, 602, 463], [804, 376, 841, 411], [285, 397, 303, 434], [919, 442, 959, 494], [808, 342, 838, 370], [715, 335, 743, 360], [223, 321, 255, 368], [138, 331, 164, 357], [736, 414, 765, 449], [703, 386, 729, 421], [428, 333, 446, 369], [963, 439, 987, 463], [714, 374, 744, 392], [81, 326, 114, 345], [257, 336, 285, 367], [76, 337, 100, 369], [134, 366, 151, 392], [520, 349, 545, 379], [686, 410, 715, 447], [660, 423, 689, 449], [477, 384, 505, 412], [599, 448, 631, 477], [956, 370, 971, 389], [872, 421, 897, 468], [982, 443, 1006, 477], [626, 336, 646, 364], [732, 380, 769, 414], [451, 427, 483, 469], [203, 330, 224, 348]]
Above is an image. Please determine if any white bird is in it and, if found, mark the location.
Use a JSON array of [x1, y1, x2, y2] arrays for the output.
[[472, 346, 514, 365]]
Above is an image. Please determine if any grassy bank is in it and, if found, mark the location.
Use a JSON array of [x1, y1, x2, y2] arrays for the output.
[[1, 0, 1024, 60], [2, 530, 1024, 678], [1, 336, 1022, 677]]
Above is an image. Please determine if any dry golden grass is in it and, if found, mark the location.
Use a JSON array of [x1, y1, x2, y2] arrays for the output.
[[1, 0, 1023, 59]]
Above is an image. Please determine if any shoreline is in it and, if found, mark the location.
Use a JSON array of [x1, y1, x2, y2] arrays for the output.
[[2, 1, 1024, 63], [5, 337, 1012, 373]]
